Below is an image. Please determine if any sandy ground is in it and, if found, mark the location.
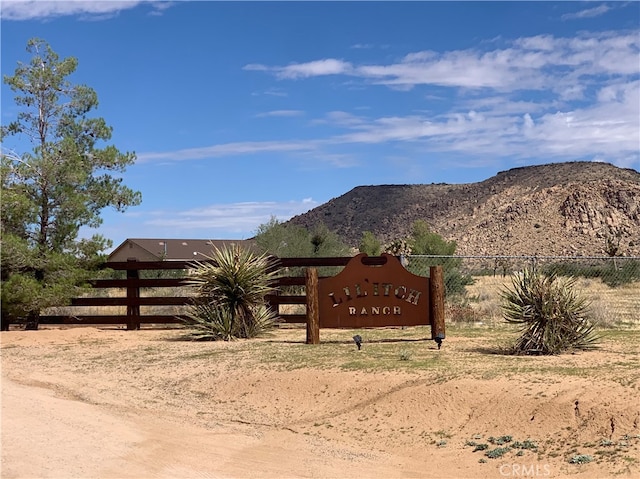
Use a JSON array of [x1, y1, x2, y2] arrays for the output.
[[1, 326, 639, 479]]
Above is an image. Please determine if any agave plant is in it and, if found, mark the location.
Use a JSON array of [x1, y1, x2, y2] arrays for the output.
[[184, 244, 280, 340], [501, 267, 599, 355]]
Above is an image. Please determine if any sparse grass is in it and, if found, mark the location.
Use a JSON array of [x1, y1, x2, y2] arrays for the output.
[[461, 275, 640, 326], [9, 323, 636, 383], [3, 322, 639, 476], [186, 324, 640, 383], [399, 349, 412, 361]]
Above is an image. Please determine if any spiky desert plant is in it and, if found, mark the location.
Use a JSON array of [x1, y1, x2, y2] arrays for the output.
[[501, 267, 599, 355], [185, 244, 280, 340]]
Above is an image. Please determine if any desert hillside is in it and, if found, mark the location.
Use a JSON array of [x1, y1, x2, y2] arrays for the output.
[[288, 162, 640, 256]]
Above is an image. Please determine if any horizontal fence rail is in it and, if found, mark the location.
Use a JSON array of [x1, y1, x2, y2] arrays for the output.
[[36, 257, 389, 330], [30, 255, 640, 330]]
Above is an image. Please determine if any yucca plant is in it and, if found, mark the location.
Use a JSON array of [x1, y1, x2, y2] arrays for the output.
[[184, 244, 280, 340], [501, 267, 599, 355]]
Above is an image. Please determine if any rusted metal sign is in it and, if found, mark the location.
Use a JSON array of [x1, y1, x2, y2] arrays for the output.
[[317, 253, 431, 329]]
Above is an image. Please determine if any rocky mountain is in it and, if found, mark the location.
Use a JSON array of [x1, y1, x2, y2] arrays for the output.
[[287, 162, 640, 256]]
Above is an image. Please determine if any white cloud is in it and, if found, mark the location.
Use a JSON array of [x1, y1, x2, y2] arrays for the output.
[[136, 139, 321, 162], [350, 43, 374, 49], [315, 75, 638, 165], [514, 35, 556, 51], [461, 96, 553, 116], [248, 32, 639, 92], [244, 59, 353, 80], [144, 199, 319, 233], [356, 49, 545, 90], [561, 4, 611, 21], [243, 63, 269, 72], [312, 110, 368, 128], [0, 0, 168, 20], [251, 88, 288, 97], [298, 151, 360, 169], [277, 59, 353, 79], [263, 88, 288, 97], [139, 74, 639, 168], [142, 31, 639, 170], [254, 110, 304, 118]]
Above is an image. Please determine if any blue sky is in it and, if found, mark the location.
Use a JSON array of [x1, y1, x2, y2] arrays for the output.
[[1, 1, 639, 250]]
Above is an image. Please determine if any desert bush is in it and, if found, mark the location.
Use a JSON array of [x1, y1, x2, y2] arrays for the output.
[[359, 231, 382, 256], [403, 220, 473, 296], [588, 299, 620, 329], [184, 244, 280, 340], [501, 268, 599, 355], [446, 301, 478, 323], [254, 217, 350, 283]]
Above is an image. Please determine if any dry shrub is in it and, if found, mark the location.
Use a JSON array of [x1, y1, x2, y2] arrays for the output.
[[446, 302, 477, 323]]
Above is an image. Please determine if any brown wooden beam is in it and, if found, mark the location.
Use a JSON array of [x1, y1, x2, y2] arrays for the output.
[[305, 268, 320, 345], [429, 265, 446, 346]]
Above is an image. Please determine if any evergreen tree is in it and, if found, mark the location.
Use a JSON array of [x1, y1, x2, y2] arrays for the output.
[[406, 220, 472, 295], [254, 217, 350, 258], [1, 38, 141, 329], [359, 231, 382, 256]]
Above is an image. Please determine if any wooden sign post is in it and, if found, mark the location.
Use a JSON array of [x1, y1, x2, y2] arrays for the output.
[[305, 254, 445, 347]]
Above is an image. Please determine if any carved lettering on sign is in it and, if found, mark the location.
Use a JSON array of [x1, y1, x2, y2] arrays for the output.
[[318, 253, 430, 329]]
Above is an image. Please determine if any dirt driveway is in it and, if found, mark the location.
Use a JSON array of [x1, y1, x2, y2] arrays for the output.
[[2, 326, 639, 478]]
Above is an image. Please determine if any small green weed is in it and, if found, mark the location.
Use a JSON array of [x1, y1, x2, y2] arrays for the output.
[[512, 439, 538, 450], [399, 349, 412, 361], [485, 447, 510, 459], [569, 454, 594, 464], [488, 435, 513, 445]]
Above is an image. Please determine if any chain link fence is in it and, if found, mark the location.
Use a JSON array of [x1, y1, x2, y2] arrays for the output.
[[406, 255, 640, 327]]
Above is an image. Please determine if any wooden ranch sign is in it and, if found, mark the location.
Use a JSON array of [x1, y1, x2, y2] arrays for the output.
[[305, 254, 446, 347]]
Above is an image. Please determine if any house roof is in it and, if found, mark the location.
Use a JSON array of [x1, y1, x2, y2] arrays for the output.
[[108, 238, 258, 262]]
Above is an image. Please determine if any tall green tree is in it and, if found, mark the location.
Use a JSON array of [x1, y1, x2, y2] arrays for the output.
[[409, 220, 457, 256], [254, 216, 314, 258], [359, 230, 382, 256], [254, 216, 350, 258], [1, 38, 141, 329], [254, 217, 351, 281], [405, 220, 472, 295]]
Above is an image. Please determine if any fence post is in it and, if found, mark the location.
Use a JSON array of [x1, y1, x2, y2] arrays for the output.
[[126, 258, 141, 330], [305, 267, 320, 344], [429, 265, 445, 346]]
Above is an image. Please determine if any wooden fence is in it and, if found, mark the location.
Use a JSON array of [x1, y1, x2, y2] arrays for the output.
[[39, 256, 394, 330]]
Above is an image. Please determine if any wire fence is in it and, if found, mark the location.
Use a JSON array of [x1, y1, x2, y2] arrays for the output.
[[406, 255, 640, 327]]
